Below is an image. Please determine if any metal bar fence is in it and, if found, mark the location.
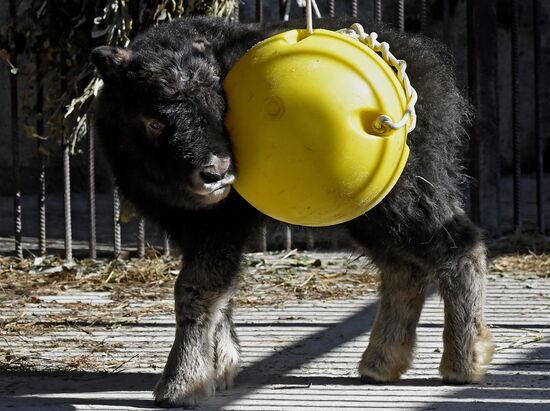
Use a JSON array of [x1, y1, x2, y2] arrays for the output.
[[232, 2, 240, 21], [284, 226, 292, 251], [420, 0, 427, 32], [36, 53, 47, 256], [62, 143, 73, 261], [443, 0, 450, 46], [397, 0, 405, 32], [88, 115, 97, 259], [9, 0, 22, 259], [163, 232, 171, 258], [374, 0, 382, 23], [112, 186, 122, 258], [256, 0, 263, 22], [138, 218, 146, 258]]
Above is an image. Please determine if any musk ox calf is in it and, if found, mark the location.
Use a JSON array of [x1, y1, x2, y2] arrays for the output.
[[91, 16, 494, 408]]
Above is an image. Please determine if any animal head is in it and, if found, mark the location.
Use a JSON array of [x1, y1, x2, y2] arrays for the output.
[[91, 38, 236, 213]]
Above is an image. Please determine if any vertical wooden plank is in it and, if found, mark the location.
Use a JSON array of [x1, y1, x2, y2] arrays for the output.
[[533, 0, 545, 234], [511, 0, 522, 232], [467, 0, 500, 235]]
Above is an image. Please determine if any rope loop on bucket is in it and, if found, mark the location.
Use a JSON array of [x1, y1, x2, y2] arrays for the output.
[[305, 0, 418, 133]]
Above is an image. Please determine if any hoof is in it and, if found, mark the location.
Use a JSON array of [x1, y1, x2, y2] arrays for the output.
[[360, 374, 389, 385], [215, 364, 239, 391], [154, 376, 214, 409], [358, 361, 402, 384], [439, 326, 494, 385]]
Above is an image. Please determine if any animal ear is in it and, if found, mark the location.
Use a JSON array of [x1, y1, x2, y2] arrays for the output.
[[191, 39, 212, 55], [91, 46, 132, 81]]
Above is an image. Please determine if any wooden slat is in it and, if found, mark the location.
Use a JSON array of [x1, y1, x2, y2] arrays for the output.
[[1, 258, 549, 410]]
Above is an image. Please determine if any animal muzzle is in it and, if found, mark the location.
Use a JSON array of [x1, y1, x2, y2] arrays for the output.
[[189, 154, 236, 196]]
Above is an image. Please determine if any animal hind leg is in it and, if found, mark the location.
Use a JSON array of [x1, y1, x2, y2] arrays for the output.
[[436, 215, 494, 383]]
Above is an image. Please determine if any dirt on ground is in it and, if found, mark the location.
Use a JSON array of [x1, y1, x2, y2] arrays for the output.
[[1, 249, 548, 305]]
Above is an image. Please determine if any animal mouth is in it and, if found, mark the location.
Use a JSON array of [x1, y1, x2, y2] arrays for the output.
[[188, 173, 236, 204]]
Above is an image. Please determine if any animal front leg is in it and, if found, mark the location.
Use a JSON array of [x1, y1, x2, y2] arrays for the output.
[[213, 302, 240, 391], [154, 257, 241, 408], [359, 261, 427, 382]]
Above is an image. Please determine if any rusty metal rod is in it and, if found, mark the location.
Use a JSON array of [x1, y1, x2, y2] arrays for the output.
[[163, 231, 171, 257], [113, 186, 121, 258], [9, 0, 22, 259], [284, 226, 292, 251], [420, 0, 428, 32], [397, 0, 405, 32], [374, 0, 382, 22], [257, 0, 263, 22], [138, 217, 145, 258], [88, 114, 97, 259], [306, 230, 315, 250], [36, 52, 47, 256], [62, 141, 73, 261], [260, 224, 267, 252]]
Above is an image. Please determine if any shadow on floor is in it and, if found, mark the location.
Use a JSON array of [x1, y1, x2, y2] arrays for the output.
[[2, 301, 549, 410]]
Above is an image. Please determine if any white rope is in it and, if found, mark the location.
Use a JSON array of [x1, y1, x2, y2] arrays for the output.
[[286, 0, 321, 24], [305, 0, 313, 33], [303, 0, 417, 133], [337, 23, 418, 133]]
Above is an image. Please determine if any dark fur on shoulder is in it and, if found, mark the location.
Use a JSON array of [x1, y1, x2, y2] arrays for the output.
[[92, 16, 493, 408]]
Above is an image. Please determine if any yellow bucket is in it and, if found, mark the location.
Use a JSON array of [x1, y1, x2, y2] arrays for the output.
[[224, 29, 410, 226]]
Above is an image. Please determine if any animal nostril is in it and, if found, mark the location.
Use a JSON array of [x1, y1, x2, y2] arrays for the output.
[[195, 155, 233, 186], [200, 170, 224, 184], [213, 156, 231, 176]]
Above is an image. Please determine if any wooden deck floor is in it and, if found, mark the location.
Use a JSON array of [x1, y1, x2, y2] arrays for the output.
[[1, 265, 549, 410]]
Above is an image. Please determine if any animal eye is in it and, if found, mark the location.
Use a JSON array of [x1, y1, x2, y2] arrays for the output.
[[141, 116, 167, 139], [148, 120, 165, 131]]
